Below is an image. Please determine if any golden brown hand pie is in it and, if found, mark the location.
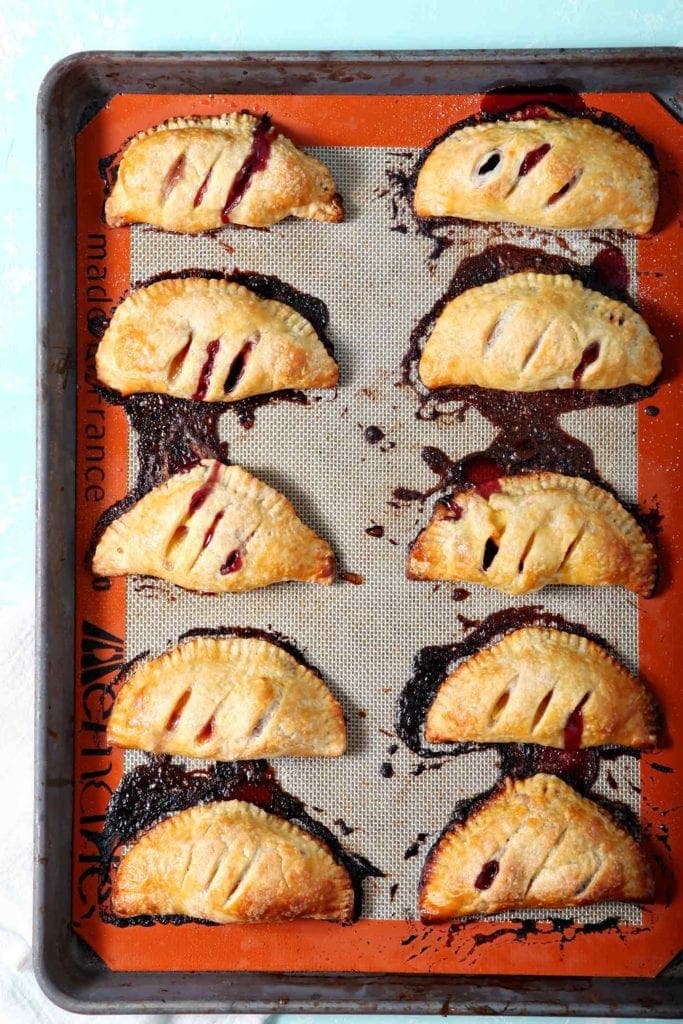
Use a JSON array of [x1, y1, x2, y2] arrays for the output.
[[414, 114, 658, 234], [105, 113, 343, 231], [112, 799, 354, 923], [419, 273, 661, 391], [408, 472, 656, 597], [419, 773, 653, 922], [92, 459, 335, 592], [96, 277, 339, 401], [426, 627, 657, 749], [109, 634, 346, 760]]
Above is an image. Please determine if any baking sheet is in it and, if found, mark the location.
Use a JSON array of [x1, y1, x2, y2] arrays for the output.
[[69, 89, 683, 981]]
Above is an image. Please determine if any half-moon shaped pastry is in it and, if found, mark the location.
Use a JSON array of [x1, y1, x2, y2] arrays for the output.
[[419, 773, 653, 922], [109, 634, 346, 759], [407, 472, 656, 597], [105, 113, 343, 231], [92, 459, 335, 592], [426, 627, 657, 749], [419, 273, 661, 391], [414, 114, 658, 235], [112, 800, 354, 923], [96, 277, 339, 401]]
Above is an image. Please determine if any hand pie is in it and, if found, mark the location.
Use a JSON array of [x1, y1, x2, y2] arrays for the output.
[[426, 627, 657, 749], [419, 773, 653, 922], [105, 113, 343, 232], [96, 276, 339, 401], [419, 273, 661, 392], [92, 459, 335, 592], [414, 114, 658, 234], [109, 634, 346, 760], [112, 800, 354, 923], [408, 472, 656, 597]]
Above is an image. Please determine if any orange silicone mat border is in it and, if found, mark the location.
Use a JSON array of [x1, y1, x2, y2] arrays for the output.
[[73, 92, 682, 977]]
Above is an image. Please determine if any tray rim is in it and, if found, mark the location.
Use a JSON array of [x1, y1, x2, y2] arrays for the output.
[[35, 46, 683, 1016]]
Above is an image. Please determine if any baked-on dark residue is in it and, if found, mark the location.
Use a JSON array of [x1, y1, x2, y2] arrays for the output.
[[98, 756, 382, 927]]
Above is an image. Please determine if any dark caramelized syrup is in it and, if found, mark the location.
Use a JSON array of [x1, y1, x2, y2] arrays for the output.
[[220, 548, 242, 575], [221, 115, 277, 222], [563, 693, 590, 750], [223, 336, 257, 394], [474, 859, 499, 890], [364, 425, 385, 444], [202, 510, 224, 549], [480, 88, 588, 117], [193, 339, 220, 401], [188, 459, 221, 515], [572, 341, 600, 385], [193, 163, 215, 208], [99, 757, 382, 926], [518, 142, 551, 177]]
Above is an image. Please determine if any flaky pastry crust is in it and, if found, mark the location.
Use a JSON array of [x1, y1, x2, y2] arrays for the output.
[[414, 115, 658, 234], [112, 799, 354, 923], [106, 113, 343, 231], [426, 627, 658, 749], [109, 634, 346, 760], [92, 459, 336, 593], [408, 472, 656, 597], [419, 774, 653, 922], [419, 273, 661, 391], [96, 276, 338, 401]]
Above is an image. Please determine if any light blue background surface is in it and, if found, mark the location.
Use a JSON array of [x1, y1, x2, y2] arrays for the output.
[[2, 0, 681, 1020]]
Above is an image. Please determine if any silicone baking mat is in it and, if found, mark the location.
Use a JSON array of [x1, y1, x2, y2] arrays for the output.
[[73, 92, 683, 977]]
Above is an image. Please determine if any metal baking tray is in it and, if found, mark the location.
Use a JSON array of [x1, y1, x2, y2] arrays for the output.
[[35, 49, 683, 1015]]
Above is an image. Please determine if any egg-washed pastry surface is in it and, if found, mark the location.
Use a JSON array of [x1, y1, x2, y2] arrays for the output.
[[419, 273, 661, 392], [92, 459, 335, 592], [408, 472, 656, 597], [105, 113, 343, 231], [425, 626, 658, 749], [414, 113, 658, 235], [96, 276, 339, 401], [419, 773, 654, 922], [109, 634, 346, 760], [112, 799, 354, 923]]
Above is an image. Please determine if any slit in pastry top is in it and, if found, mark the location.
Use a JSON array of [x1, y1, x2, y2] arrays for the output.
[[96, 276, 339, 401], [105, 112, 344, 232], [418, 773, 653, 922], [108, 634, 346, 760], [407, 472, 656, 597], [112, 799, 354, 923], [418, 273, 661, 392], [414, 114, 658, 235], [92, 459, 336, 593], [425, 626, 658, 749]]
